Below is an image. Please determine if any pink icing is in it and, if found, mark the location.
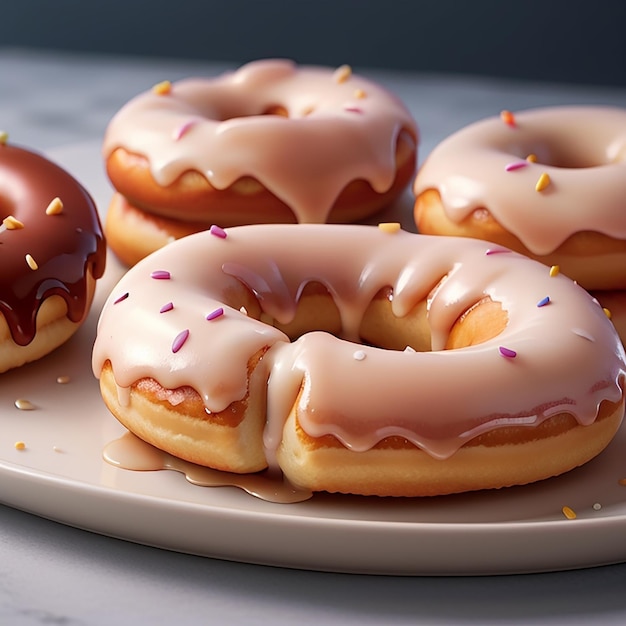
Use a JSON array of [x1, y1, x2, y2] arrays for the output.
[[92, 224, 625, 466], [413, 106, 626, 254], [102, 59, 417, 223]]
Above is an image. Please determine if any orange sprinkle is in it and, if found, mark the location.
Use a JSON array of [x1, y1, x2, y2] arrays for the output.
[[354, 88, 367, 99], [500, 110, 516, 126], [333, 64, 352, 83], [526, 153, 538, 163], [25, 254, 38, 271], [3, 215, 24, 230], [603, 307, 612, 319], [0, 131, 8, 145], [535, 172, 551, 192], [562, 506, 577, 520], [378, 222, 401, 234], [56, 375, 71, 384], [549, 265, 560, 277], [14, 441, 26, 451], [45, 197, 64, 216], [152, 80, 172, 95], [15, 399, 35, 410]]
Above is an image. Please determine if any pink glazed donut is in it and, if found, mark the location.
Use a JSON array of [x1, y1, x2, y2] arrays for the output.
[[92, 224, 625, 497]]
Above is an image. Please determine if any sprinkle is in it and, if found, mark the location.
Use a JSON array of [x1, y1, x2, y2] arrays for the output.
[[209, 224, 227, 239], [45, 197, 64, 215], [172, 329, 190, 353], [618, 478, 626, 486], [150, 270, 171, 280], [25, 254, 38, 270], [562, 506, 577, 520], [173, 119, 197, 141], [53, 446, 64, 453], [500, 110, 516, 126], [404, 345, 416, 353], [3, 215, 24, 230], [56, 375, 71, 384], [505, 161, 528, 172], [113, 292, 129, 304], [14, 441, 26, 451], [353, 350, 366, 361], [15, 399, 35, 410], [206, 307, 224, 321], [378, 222, 401, 234], [344, 105, 363, 114], [239, 306, 248, 316], [526, 153, 538, 163], [498, 346, 517, 359], [537, 296, 551, 307], [152, 80, 172, 95], [549, 265, 560, 277], [333, 64, 352, 83], [160, 302, 174, 313], [0, 131, 8, 145], [354, 88, 367, 99], [535, 172, 551, 192], [603, 307, 612, 319], [593, 503, 602, 511], [485, 247, 510, 255]]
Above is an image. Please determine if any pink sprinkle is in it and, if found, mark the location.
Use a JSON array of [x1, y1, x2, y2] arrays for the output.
[[499, 346, 517, 359], [344, 105, 363, 114], [485, 247, 510, 255], [206, 307, 224, 321], [160, 302, 174, 313], [505, 161, 529, 172], [113, 292, 129, 304], [172, 329, 189, 353], [172, 119, 197, 141], [209, 224, 227, 239], [151, 270, 171, 280]]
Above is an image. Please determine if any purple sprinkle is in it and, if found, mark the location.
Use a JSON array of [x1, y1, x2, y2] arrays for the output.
[[172, 118, 197, 141], [151, 270, 171, 280], [499, 346, 517, 359], [344, 105, 363, 114], [172, 329, 189, 353], [160, 302, 174, 313], [209, 224, 227, 239], [537, 296, 551, 307], [206, 307, 224, 321], [505, 161, 529, 172], [485, 247, 510, 255], [113, 292, 129, 304]]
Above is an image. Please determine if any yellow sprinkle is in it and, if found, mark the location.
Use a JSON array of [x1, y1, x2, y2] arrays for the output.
[[354, 88, 367, 99], [25, 254, 38, 270], [56, 375, 71, 384], [562, 506, 577, 520], [14, 441, 26, 451], [526, 153, 538, 163], [549, 265, 560, 277], [333, 64, 352, 83], [2, 215, 24, 230], [500, 110, 516, 126], [152, 80, 172, 95], [603, 307, 612, 319], [0, 131, 8, 145], [15, 399, 35, 410], [45, 197, 64, 216], [535, 172, 551, 192], [378, 222, 401, 234]]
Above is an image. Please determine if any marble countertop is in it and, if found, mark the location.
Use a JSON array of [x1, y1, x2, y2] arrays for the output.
[[2, 47, 626, 625]]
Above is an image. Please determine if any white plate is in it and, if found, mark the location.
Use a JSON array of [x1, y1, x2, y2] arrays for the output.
[[1, 143, 625, 576]]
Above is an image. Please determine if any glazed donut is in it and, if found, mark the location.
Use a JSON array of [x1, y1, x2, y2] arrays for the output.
[[102, 59, 418, 265], [413, 106, 626, 292], [0, 139, 106, 373], [92, 224, 625, 497]]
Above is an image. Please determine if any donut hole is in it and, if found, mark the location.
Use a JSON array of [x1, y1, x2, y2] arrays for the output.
[[211, 103, 290, 122], [507, 141, 607, 169]]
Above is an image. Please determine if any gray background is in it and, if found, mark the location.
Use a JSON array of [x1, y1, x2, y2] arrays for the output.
[[4, 0, 626, 86]]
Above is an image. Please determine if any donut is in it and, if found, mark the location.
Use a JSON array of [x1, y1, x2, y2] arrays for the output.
[[0, 139, 106, 373], [92, 224, 625, 497], [102, 59, 418, 265], [413, 106, 626, 343]]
